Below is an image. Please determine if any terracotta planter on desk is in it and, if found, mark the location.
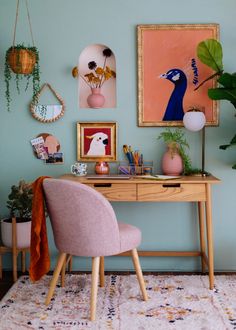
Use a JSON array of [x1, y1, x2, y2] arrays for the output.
[[161, 142, 183, 176]]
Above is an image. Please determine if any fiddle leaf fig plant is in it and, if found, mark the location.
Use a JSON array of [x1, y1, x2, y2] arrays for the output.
[[196, 38, 236, 169]]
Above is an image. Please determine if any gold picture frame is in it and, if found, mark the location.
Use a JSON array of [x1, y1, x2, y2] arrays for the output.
[[77, 122, 117, 161], [137, 24, 219, 127]]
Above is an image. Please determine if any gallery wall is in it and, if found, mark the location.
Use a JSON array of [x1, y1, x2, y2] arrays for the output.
[[0, 0, 236, 271]]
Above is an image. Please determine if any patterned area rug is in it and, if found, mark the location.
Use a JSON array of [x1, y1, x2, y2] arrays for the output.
[[1, 274, 236, 329]]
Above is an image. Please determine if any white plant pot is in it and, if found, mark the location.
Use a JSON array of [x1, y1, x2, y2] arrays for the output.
[[1, 218, 31, 249]]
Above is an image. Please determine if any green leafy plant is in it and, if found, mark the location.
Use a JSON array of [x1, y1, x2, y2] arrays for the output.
[[5, 44, 40, 111], [196, 38, 236, 169], [157, 128, 193, 174], [6, 180, 33, 221]]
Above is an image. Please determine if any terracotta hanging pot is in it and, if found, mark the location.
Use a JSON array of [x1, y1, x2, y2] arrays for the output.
[[87, 87, 105, 108], [161, 142, 183, 176], [7, 48, 36, 74]]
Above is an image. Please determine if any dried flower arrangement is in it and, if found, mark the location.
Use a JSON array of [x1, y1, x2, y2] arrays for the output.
[[72, 48, 116, 87]]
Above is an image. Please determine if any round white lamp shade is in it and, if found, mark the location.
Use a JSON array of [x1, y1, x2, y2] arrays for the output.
[[183, 111, 206, 132]]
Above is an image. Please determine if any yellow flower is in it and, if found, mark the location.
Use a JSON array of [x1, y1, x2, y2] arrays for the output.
[[84, 73, 96, 82], [95, 67, 104, 75], [104, 71, 112, 80]]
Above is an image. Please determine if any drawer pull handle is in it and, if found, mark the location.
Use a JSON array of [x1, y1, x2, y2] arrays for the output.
[[162, 183, 181, 188], [94, 183, 112, 188]]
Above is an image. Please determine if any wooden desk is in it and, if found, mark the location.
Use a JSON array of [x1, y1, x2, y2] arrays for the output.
[[61, 174, 220, 289]]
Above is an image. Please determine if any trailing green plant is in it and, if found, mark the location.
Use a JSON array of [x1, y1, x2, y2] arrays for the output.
[[157, 128, 193, 174], [5, 44, 40, 111], [6, 180, 33, 221], [196, 38, 236, 169]]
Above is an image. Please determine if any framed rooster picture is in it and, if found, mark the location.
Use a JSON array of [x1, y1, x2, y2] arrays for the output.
[[137, 24, 219, 127], [77, 122, 117, 161]]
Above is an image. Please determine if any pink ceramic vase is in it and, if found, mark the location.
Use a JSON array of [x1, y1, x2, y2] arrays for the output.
[[87, 88, 105, 108], [161, 143, 183, 175]]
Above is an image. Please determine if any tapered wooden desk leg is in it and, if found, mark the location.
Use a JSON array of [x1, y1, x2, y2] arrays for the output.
[[205, 184, 214, 290], [61, 255, 67, 287], [198, 201, 206, 273], [99, 256, 105, 287], [68, 255, 72, 272], [12, 218, 18, 282]]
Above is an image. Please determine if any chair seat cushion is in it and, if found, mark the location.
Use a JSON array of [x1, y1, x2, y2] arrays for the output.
[[118, 222, 141, 253]]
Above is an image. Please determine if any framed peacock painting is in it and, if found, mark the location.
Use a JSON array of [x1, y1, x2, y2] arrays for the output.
[[137, 24, 219, 127]]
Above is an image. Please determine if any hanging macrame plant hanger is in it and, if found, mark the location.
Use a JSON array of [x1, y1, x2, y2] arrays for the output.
[[7, 0, 36, 74]]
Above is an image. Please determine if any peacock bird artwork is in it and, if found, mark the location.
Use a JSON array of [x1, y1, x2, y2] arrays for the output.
[[160, 69, 187, 121]]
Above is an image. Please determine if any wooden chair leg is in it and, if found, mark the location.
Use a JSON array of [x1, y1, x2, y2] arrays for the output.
[[21, 251, 26, 273], [12, 217, 18, 282], [99, 256, 105, 287], [61, 255, 67, 288], [131, 248, 148, 301], [90, 257, 100, 321], [45, 252, 67, 305]]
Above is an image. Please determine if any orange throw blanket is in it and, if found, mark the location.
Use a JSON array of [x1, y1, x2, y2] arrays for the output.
[[29, 176, 51, 281]]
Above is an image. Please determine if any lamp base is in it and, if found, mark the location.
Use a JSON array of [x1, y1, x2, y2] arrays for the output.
[[200, 170, 211, 177], [185, 169, 210, 177]]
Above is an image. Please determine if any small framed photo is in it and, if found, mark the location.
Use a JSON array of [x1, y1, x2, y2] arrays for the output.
[[137, 23, 219, 127], [45, 152, 64, 164], [77, 122, 117, 161]]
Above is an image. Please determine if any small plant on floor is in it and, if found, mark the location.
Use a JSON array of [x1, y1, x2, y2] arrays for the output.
[[6, 180, 33, 222]]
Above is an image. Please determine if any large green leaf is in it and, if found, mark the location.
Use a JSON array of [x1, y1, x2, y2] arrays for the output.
[[218, 72, 236, 88], [208, 87, 236, 108], [197, 39, 223, 72]]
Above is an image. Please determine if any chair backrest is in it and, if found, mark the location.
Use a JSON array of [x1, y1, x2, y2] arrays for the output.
[[43, 179, 121, 256]]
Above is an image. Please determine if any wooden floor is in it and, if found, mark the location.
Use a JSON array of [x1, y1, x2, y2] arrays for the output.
[[0, 271, 16, 300]]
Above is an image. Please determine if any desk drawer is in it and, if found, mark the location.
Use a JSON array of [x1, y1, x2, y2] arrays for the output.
[[87, 183, 136, 201], [137, 183, 206, 201]]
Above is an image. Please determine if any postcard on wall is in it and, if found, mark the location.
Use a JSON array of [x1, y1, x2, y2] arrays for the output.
[[30, 136, 48, 160]]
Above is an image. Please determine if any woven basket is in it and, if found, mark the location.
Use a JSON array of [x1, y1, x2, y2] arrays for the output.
[[7, 48, 36, 74]]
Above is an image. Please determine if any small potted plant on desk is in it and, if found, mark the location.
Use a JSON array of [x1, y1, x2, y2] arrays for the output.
[[157, 128, 194, 175], [0, 180, 33, 281]]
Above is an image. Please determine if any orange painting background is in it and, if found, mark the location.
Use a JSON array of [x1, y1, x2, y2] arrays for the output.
[[143, 28, 216, 122]]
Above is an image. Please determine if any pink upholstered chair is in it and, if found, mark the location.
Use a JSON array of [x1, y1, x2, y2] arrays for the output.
[[43, 179, 148, 321]]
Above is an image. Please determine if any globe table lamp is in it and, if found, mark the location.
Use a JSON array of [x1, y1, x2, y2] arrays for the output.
[[183, 109, 209, 176]]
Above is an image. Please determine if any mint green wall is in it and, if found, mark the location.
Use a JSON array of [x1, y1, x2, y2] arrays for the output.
[[0, 0, 236, 271]]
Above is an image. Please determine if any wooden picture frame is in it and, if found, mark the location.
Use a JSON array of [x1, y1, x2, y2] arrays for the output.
[[137, 24, 219, 127], [77, 122, 117, 161]]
